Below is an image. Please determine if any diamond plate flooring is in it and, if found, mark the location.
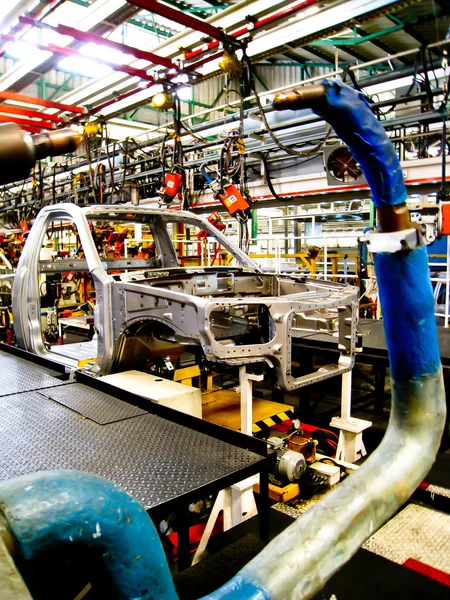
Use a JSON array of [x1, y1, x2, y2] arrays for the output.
[[39, 383, 147, 424], [0, 391, 263, 509], [363, 503, 450, 574], [0, 349, 68, 395]]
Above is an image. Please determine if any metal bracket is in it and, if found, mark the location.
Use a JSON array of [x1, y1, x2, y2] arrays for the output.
[[239, 366, 264, 436], [365, 228, 421, 254]]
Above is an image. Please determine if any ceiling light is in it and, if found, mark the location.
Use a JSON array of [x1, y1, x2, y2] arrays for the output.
[[151, 91, 174, 111]]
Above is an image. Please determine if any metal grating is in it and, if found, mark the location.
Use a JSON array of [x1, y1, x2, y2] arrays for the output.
[[39, 383, 148, 424], [0, 391, 263, 509], [0, 350, 68, 395], [363, 503, 450, 574]]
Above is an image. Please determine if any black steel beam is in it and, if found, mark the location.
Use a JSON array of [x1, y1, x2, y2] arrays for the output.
[[355, 26, 411, 65], [303, 45, 335, 65]]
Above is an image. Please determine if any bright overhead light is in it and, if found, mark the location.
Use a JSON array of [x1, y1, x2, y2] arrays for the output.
[[79, 42, 131, 65], [176, 86, 192, 101], [58, 56, 112, 78], [4, 41, 30, 60]]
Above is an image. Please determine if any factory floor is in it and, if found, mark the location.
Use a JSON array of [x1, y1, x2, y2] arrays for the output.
[[30, 337, 450, 597], [174, 365, 450, 599]]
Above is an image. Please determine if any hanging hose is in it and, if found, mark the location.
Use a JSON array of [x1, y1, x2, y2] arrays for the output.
[[242, 52, 332, 157]]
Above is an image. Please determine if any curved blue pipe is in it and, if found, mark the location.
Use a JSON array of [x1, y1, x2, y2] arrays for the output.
[[316, 79, 407, 208], [200, 162, 214, 184], [0, 81, 444, 600], [0, 470, 178, 600]]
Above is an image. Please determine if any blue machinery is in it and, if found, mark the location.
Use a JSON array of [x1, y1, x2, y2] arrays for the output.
[[0, 81, 446, 599]]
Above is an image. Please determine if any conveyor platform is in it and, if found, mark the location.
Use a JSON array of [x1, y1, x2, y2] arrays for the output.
[[0, 346, 272, 533]]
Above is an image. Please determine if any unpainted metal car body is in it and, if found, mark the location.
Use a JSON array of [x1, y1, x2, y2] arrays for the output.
[[13, 204, 358, 390]]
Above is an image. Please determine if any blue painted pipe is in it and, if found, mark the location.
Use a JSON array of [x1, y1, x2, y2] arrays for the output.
[[200, 162, 214, 184], [0, 470, 178, 600], [315, 79, 407, 208], [0, 81, 445, 600]]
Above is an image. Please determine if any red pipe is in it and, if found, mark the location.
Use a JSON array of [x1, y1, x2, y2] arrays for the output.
[[126, 0, 224, 41], [0, 0, 62, 58], [0, 34, 156, 82], [0, 91, 84, 115], [91, 85, 153, 116], [184, 0, 319, 62], [0, 114, 54, 130], [18, 16, 177, 71], [90, 0, 319, 115], [0, 104, 65, 123]]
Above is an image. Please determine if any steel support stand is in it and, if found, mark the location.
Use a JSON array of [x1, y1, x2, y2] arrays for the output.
[[331, 370, 372, 463], [191, 475, 259, 565], [192, 367, 264, 564], [239, 365, 263, 436]]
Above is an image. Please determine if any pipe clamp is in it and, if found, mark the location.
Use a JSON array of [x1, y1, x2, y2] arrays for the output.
[[365, 228, 422, 254]]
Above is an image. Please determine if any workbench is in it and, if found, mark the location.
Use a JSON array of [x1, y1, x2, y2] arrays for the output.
[[0, 345, 273, 570]]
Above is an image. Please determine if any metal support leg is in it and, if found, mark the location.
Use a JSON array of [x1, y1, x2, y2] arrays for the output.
[[239, 366, 263, 436], [330, 370, 372, 463], [191, 476, 259, 565]]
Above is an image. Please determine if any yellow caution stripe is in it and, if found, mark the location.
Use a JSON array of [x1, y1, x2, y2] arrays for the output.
[[252, 410, 295, 434]]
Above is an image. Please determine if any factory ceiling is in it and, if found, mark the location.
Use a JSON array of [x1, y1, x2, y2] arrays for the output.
[[0, 0, 447, 138]]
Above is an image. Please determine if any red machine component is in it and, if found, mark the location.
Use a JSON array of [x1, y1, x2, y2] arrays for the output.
[[184, 0, 319, 63], [197, 212, 226, 240], [217, 184, 251, 216], [0, 104, 65, 124], [19, 16, 177, 71], [161, 171, 183, 203], [0, 90, 84, 115], [441, 202, 450, 235], [126, 0, 224, 40], [0, 33, 155, 82]]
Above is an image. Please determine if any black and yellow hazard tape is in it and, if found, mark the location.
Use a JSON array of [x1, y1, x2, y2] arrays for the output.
[[252, 409, 295, 434]]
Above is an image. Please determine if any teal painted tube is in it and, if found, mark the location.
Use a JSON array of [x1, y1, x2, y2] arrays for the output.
[[0, 471, 178, 600]]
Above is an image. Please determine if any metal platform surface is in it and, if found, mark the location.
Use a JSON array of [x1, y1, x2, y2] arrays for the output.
[[363, 503, 450, 576], [39, 383, 148, 425], [293, 319, 450, 364], [50, 340, 97, 361], [0, 388, 266, 512], [0, 349, 68, 395]]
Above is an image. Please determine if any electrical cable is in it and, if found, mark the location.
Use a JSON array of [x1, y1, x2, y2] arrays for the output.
[[242, 51, 332, 157]]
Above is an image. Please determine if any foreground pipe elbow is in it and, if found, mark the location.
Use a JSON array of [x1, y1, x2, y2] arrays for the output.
[[273, 79, 407, 208], [202, 82, 446, 599], [0, 471, 178, 600], [207, 246, 445, 600]]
